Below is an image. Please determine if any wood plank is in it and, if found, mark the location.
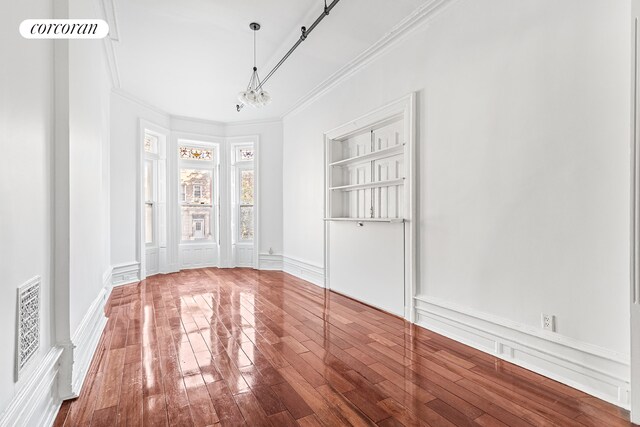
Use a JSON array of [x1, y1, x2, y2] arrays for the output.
[[52, 269, 634, 427]]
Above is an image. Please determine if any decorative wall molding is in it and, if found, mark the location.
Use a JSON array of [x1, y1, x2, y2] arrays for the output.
[[171, 114, 282, 130], [282, 0, 457, 120], [258, 254, 283, 271], [112, 88, 171, 119], [102, 36, 121, 89], [414, 295, 631, 409], [100, 0, 120, 41], [0, 347, 63, 427], [111, 262, 141, 287], [68, 281, 110, 397], [282, 256, 325, 287]]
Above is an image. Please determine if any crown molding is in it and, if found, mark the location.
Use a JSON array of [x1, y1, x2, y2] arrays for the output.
[[102, 37, 121, 88], [171, 114, 282, 130], [170, 114, 226, 128], [112, 88, 283, 130], [112, 88, 171, 118], [101, 0, 120, 41], [225, 117, 283, 128], [281, 0, 458, 120], [93, 0, 121, 88]]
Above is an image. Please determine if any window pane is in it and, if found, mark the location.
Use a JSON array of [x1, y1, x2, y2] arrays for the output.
[[144, 160, 153, 202], [145, 203, 153, 244], [180, 146, 213, 161], [240, 170, 254, 205], [180, 169, 213, 205], [238, 148, 254, 161], [181, 206, 212, 241], [240, 206, 254, 241], [144, 133, 158, 153]]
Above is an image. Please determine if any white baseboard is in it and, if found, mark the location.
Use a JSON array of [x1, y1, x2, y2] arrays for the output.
[[111, 261, 140, 287], [414, 295, 631, 409], [0, 347, 64, 427], [282, 255, 325, 287], [68, 280, 110, 397], [258, 254, 283, 270]]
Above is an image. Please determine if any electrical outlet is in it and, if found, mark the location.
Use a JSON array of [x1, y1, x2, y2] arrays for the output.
[[541, 313, 555, 332]]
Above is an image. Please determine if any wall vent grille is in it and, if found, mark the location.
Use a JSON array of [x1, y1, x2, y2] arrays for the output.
[[16, 277, 40, 379]]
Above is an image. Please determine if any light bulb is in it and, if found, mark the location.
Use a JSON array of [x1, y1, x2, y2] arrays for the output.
[[259, 90, 271, 105], [246, 89, 257, 104]]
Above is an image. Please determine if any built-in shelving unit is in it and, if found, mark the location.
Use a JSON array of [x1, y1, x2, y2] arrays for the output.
[[328, 143, 405, 167], [325, 116, 408, 221], [323, 93, 415, 321], [323, 217, 405, 223], [329, 178, 405, 192]]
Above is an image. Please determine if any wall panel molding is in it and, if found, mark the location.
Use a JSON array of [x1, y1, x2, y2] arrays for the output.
[[0, 347, 64, 427], [282, 256, 325, 287], [258, 254, 283, 270], [414, 295, 631, 409], [111, 262, 141, 287], [67, 277, 111, 397]]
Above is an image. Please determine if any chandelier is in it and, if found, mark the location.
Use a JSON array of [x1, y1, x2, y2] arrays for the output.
[[237, 23, 271, 110], [236, 0, 341, 112]]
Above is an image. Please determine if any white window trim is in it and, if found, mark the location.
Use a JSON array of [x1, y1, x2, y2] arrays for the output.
[[138, 120, 170, 279], [236, 164, 255, 244], [178, 140, 219, 245]]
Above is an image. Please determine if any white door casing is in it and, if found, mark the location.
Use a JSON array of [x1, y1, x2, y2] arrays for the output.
[[631, 1, 640, 422]]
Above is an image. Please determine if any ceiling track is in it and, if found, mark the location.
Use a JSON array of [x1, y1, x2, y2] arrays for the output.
[[237, 0, 341, 112]]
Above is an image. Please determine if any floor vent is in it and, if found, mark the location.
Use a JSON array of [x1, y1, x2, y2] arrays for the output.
[[16, 277, 40, 380]]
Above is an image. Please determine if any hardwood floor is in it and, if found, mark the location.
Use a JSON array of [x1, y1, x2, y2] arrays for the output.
[[54, 268, 633, 426]]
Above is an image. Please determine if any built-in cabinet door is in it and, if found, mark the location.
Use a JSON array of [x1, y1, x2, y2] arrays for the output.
[[329, 222, 405, 316]]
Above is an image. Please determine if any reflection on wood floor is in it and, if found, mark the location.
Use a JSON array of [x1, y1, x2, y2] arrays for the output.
[[53, 268, 632, 426]]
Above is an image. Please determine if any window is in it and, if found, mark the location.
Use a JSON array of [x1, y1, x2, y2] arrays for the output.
[[193, 184, 202, 199], [180, 146, 213, 160], [144, 133, 158, 154], [179, 144, 217, 242], [239, 148, 254, 161], [239, 169, 254, 241], [144, 159, 154, 245]]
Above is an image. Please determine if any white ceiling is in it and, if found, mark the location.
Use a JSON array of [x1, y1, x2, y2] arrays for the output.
[[112, 0, 428, 122]]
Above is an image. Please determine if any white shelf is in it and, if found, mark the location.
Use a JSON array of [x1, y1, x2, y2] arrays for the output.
[[329, 178, 405, 192], [329, 144, 404, 167], [324, 217, 405, 223]]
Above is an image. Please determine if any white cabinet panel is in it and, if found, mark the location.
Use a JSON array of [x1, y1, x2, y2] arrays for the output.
[[329, 222, 405, 316]]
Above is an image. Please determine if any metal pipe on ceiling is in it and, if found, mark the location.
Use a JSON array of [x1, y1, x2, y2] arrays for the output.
[[237, 0, 341, 112]]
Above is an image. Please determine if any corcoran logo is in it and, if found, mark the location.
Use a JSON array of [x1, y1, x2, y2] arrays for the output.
[[19, 19, 109, 39]]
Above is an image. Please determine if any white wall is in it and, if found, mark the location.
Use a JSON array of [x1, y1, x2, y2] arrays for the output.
[[224, 121, 284, 257], [68, 0, 113, 334], [110, 92, 170, 267], [0, 0, 55, 417], [283, 0, 630, 368]]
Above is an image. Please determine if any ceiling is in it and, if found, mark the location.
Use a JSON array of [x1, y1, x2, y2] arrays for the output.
[[112, 0, 428, 122]]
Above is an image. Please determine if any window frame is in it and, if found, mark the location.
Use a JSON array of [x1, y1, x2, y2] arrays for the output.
[[178, 140, 219, 244], [230, 142, 256, 246], [144, 139, 160, 248], [192, 183, 202, 199], [236, 165, 255, 243]]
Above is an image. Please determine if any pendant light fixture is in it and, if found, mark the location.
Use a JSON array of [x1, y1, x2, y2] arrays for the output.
[[236, 0, 341, 112], [237, 23, 271, 111]]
